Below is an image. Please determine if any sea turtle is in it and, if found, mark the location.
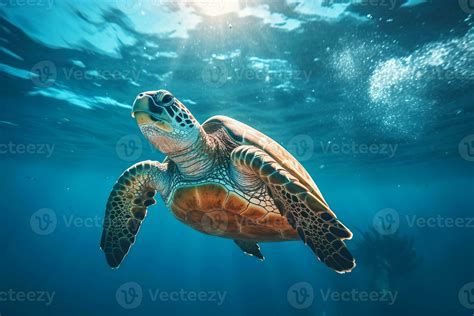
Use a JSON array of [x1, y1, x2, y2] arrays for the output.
[[100, 90, 355, 273]]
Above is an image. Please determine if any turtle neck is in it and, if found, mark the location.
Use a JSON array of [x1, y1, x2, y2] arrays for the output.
[[167, 128, 215, 180]]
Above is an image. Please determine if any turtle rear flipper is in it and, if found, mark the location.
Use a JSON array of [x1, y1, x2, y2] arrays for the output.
[[234, 240, 264, 261], [231, 146, 355, 273], [100, 161, 167, 268]]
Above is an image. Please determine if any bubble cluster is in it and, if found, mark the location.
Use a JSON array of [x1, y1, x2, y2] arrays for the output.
[[368, 27, 474, 137], [332, 49, 358, 81]]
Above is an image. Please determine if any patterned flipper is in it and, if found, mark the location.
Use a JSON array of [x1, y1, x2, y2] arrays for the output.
[[231, 146, 355, 273], [100, 161, 166, 268]]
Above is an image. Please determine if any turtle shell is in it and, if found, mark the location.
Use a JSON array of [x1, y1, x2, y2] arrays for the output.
[[169, 183, 298, 241], [202, 115, 328, 207]]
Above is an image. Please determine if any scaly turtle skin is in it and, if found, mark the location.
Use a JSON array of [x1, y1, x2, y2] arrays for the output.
[[100, 90, 355, 273]]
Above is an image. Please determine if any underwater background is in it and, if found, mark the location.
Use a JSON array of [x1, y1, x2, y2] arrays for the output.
[[1, 0, 474, 315]]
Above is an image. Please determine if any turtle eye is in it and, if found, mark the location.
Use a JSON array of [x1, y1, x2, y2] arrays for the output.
[[161, 94, 174, 104]]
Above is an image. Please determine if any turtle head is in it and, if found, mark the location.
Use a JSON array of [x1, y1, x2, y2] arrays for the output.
[[132, 90, 201, 155]]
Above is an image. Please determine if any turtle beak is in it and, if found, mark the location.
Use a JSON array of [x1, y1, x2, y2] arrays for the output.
[[131, 93, 173, 132], [131, 92, 152, 119]]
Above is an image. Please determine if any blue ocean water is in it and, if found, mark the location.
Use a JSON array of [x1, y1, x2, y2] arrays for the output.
[[1, 1, 473, 315]]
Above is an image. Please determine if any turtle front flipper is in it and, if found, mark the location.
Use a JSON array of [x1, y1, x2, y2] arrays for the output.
[[100, 161, 168, 268], [234, 240, 264, 261], [231, 146, 355, 273]]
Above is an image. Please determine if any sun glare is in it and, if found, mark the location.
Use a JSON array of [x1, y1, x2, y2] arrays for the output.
[[192, 0, 241, 16]]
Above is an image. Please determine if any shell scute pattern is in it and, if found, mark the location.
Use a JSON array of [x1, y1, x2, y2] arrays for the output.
[[167, 162, 297, 241]]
